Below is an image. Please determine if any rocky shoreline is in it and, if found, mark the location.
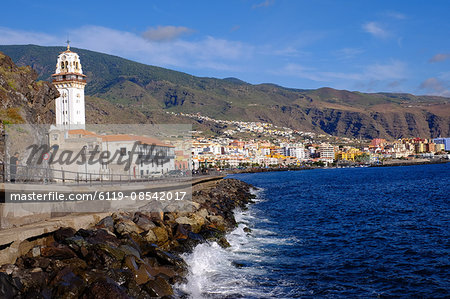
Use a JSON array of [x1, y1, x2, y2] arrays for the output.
[[0, 178, 256, 298]]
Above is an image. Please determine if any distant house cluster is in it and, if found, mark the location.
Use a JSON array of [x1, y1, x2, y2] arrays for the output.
[[192, 135, 450, 169]]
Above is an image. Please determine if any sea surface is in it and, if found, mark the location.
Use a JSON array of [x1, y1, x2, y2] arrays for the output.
[[177, 163, 450, 298]]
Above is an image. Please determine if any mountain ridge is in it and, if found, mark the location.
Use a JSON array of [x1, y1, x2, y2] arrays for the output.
[[0, 44, 449, 139]]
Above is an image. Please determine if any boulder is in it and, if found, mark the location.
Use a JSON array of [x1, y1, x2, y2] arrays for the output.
[[52, 267, 86, 299], [123, 256, 139, 273], [148, 265, 177, 280], [135, 265, 154, 285], [143, 230, 157, 243], [217, 237, 231, 248], [95, 243, 126, 263], [132, 212, 156, 231], [175, 215, 205, 233], [41, 245, 76, 260], [119, 245, 140, 260], [149, 211, 164, 223], [143, 277, 173, 297], [207, 215, 226, 231], [0, 272, 22, 298], [85, 229, 121, 247], [53, 227, 76, 242], [95, 216, 115, 233], [114, 218, 143, 236], [83, 277, 130, 299], [150, 227, 169, 245], [0, 264, 19, 275]]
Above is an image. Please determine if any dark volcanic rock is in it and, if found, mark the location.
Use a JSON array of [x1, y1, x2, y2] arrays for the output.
[[82, 277, 130, 299], [133, 212, 157, 231], [0, 272, 22, 298], [52, 267, 86, 298], [95, 216, 115, 233], [1, 178, 256, 298], [41, 244, 76, 260], [53, 227, 76, 242], [143, 276, 174, 297]]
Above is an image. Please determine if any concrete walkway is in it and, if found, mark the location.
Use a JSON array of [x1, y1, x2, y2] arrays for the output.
[[0, 175, 224, 265]]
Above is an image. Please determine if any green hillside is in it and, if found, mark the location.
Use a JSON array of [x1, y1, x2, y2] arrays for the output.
[[1, 44, 449, 139]]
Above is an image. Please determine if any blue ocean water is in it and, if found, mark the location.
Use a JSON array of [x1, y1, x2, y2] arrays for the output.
[[178, 163, 450, 298]]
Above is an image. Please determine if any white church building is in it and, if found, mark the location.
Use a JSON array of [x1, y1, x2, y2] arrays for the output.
[[47, 44, 177, 180], [52, 43, 86, 129]]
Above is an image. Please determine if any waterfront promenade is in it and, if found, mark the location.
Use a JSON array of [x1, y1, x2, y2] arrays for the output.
[[0, 175, 224, 265]]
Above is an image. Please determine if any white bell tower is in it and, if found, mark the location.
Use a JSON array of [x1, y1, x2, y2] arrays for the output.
[[52, 41, 86, 129]]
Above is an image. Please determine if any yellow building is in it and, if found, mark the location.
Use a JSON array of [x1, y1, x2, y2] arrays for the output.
[[435, 143, 446, 152], [335, 148, 363, 161], [415, 143, 426, 153]]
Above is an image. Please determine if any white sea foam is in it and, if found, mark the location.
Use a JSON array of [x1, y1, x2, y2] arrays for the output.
[[175, 190, 293, 298]]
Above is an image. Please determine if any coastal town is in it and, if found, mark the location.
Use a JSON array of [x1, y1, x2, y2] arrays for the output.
[[1, 1, 450, 297], [176, 112, 450, 170]]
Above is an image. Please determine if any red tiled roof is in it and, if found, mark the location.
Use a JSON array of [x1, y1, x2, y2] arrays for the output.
[[67, 130, 173, 147]]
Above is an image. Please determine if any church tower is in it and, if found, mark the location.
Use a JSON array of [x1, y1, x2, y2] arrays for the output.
[[52, 42, 86, 129]]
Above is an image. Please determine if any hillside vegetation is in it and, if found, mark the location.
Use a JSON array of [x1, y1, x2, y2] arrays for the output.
[[1, 44, 449, 139]]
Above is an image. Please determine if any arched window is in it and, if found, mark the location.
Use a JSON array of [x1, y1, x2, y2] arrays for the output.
[[61, 62, 64, 69]]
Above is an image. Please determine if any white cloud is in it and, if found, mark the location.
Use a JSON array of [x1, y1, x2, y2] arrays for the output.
[[385, 11, 407, 20], [272, 46, 304, 57], [334, 48, 364, 60], [0, 27, 59, 45], [419, 77, 450, 97], [230, 25, 240, 32], [142, 25, 193, 42], [365, 60, 406, 80], [429, 53, 450, 63], [363, 22, 390, 38], [0, 26, 252, 72], [252, 0, 274, 9], [278, 60, 406, 83], [280, 64, 322, 81], [439, 71, 450, 81]]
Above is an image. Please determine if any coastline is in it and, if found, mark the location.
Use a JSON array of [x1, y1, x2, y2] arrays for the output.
[[226, 158, 449, 174], [0, 178, 256, 298]]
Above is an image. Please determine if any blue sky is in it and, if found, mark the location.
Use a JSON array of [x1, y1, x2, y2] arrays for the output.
[[1, 0, 449, 96]]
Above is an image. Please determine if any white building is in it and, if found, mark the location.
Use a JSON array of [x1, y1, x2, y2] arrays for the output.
[[288, 147, 306, 160], [48, 129, 175, 180], [52, 43, 86, 129], [47, 45, 177, 180], [285, 143, 305, 160], [319, 143, 335, 163]]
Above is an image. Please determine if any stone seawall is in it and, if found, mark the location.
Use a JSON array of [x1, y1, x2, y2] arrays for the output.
[[0, 178, 255, 298], [0, 175, 223, 230]]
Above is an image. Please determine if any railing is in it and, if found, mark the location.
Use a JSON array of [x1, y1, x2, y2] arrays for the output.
[[0, 162, 196, 186], [52, 78, 86, 83]]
